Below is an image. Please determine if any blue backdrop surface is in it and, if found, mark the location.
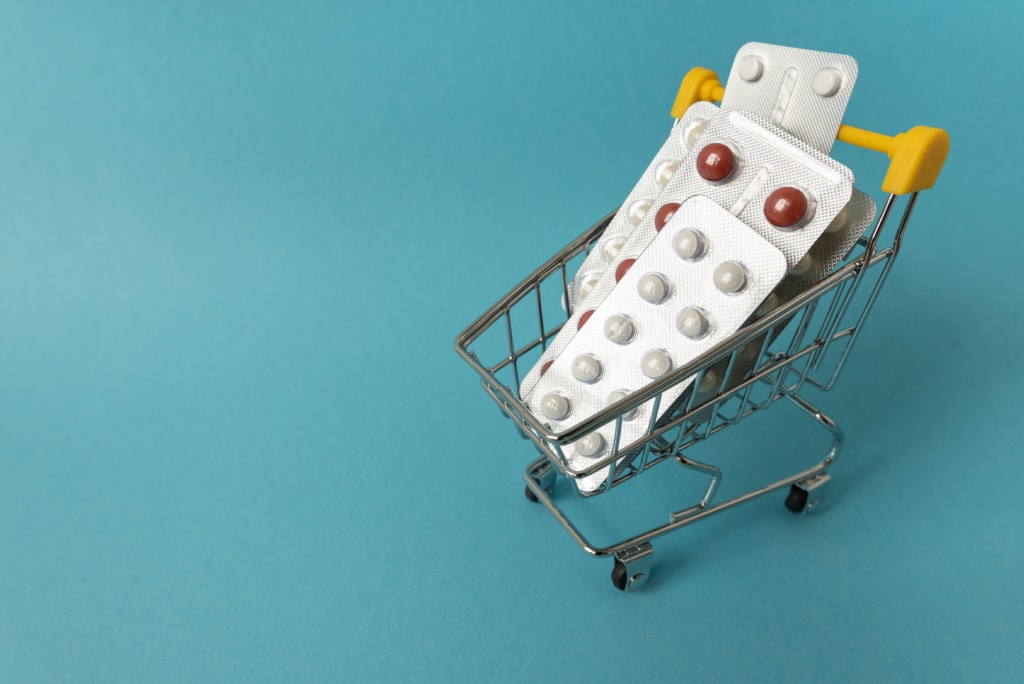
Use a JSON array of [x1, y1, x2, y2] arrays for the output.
[[0, 1, 1020, 682]]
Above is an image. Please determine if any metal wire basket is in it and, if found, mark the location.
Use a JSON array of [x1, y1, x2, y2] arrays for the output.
[[455, 189, 922, 589]]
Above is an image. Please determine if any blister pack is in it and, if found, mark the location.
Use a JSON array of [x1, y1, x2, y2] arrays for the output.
[[648, 188, 878, 439], [720, 42, 858, 155], [771, 188, 876, 303], [526, 196, 789, 493], [521, 108, 855, 400], [566, 102, 719, 311]]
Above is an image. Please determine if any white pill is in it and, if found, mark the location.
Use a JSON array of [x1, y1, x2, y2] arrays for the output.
[[655, 160, 679, 189], [571, 354, 602, 384], [673, 228, 707, 261], [641, 349, 672, 379], [825, 206, 849, 234], [601, 236, 625, 262], [607, 389, 640, 421], [540, 392, 570, 421], [637, 272, 671, 304], [713, 261, 749, 295], [790, 252, 815, 277], [604, 313, 635, 344], [575, 432, 606, 457], [628, 199, 653, 226], [812, 68, 843, 97], [578, 271, 601, 299], [738, 55, 765, 82], [755, 291, 781, 316], [698, 368, 719, 395], [676, 306, 711, 339], [682, 118, 708, 149]]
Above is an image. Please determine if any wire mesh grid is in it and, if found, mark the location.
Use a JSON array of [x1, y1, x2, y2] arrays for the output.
[[456, 192, 918, 500]]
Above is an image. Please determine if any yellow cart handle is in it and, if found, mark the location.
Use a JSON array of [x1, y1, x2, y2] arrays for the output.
[[671, 67, 950, 195]]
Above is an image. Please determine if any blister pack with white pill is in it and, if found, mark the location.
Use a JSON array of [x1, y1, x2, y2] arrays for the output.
[[721, 42, 858, 155], [526, 196, 788, 493], [567, 102, 719, 310], [645, 188, 877, 442], [521, 108, 855, 400]]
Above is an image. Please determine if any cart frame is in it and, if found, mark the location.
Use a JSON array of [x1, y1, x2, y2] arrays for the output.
[[455, 189, 919, 590]]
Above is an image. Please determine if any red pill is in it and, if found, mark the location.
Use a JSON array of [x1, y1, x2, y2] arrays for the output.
[[696, 142, 736, 183], [654, 202, 681, 232], [577, 309, 595, 331], [615, 258, 636, 283], [764, 186, 810, 228], [540, 360, 553, 376]]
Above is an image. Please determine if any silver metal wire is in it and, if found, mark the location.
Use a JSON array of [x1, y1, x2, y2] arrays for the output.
[[455, 192, 918, 553]]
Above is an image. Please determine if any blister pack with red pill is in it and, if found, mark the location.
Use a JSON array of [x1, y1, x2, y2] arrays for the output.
[[566, 101, 719, 311], [526, 196, 789, 493], [520, 108, 855, 401], [721, 42, 858, 155]]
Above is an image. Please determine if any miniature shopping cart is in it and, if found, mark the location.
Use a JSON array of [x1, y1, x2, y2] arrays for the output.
[[454, 66, 949, 591]]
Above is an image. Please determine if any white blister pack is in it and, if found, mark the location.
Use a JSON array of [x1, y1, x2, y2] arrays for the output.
[[526, 196, 788, 493], [521, 108, 855, 400], [566, 102, 719, 311], [769, 188, 876, 307], [720, 42, 857, 155]]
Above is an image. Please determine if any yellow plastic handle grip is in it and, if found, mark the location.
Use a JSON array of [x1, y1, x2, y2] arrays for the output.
[[671, 67, 724, 119], [672, 67, 950, 194], [838, 124, 950, 194]]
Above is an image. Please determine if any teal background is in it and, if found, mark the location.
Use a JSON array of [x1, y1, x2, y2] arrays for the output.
[[1, 1, 1020, 682]]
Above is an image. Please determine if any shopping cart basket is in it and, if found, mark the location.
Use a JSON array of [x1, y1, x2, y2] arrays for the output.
[[453, 66, 949, 591]]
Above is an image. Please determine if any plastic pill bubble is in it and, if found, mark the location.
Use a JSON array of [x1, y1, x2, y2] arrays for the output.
[[681, 118, 708, 149], [737, 54, 764, 82], [825, 206, 849, 234], [673, 228, 707, 261], [571, 354, 602, 384], [578, 271, 601, 299], [790, 252, 815, 277], [607, 389, 640, 421], [812, 68, 843, 97], [713, 261, 749, 294], [655, 160, 679, 189], [637, 272, 671, 304], [577, 309, 595, 331], [696, 142, 738, 183], [575, 432, 606, 457], [628, 199, 653, 226], [540, 392, 571, 420], [604, 313, 635, 344], [764, 186, 813, 229], [698, 368, 719, 395], [641, 349, 672, 379], [615, 258, 636, 283], [654, 202, 681, 232], [676, 306, 711, 339], [601, 236, 625, 262]]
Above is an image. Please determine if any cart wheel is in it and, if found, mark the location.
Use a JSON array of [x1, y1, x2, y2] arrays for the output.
[[785, 473, 831, 514], [524, 460, 556, 503], [784, 485, 809, 513], [611, 560, 630, 591], [611, 543, 654, 592]]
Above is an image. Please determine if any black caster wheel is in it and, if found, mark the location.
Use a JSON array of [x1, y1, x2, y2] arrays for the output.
[[611, 560, 629, 591], [785, 484, 809, 513], [524, 485, 539, 503], [610, 543, 653, 592]]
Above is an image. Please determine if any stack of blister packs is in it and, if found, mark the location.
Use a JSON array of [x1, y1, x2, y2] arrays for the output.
[[520, 43, 878, 494]]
